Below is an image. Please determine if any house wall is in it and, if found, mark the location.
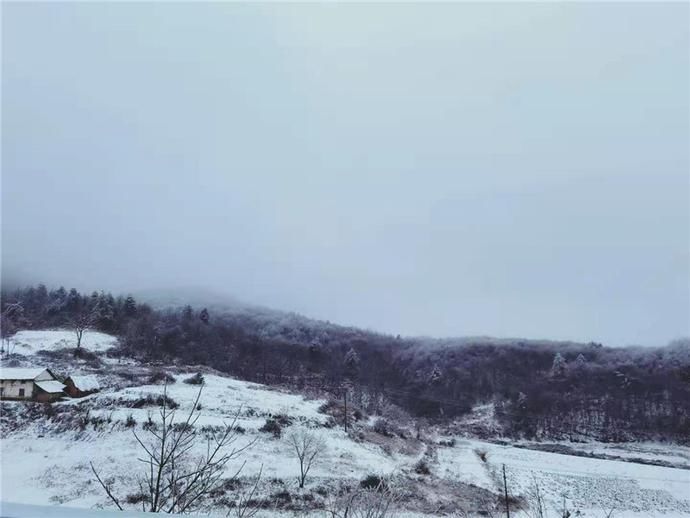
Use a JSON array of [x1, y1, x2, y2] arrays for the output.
[[64, 381, 79, 398], [0, 380, 35, 400], [35, 391, 62, 403]]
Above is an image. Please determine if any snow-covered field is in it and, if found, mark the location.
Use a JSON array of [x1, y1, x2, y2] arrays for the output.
[[5, 329, 118, 355], [1, 330, 689, 517], [437, 439, 690, 517]]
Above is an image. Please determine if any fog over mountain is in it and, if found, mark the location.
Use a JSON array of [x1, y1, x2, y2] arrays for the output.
[[2, 2, 688, 346]]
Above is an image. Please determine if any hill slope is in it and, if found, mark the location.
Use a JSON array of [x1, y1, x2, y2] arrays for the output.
[[1, 330, 690, 517]]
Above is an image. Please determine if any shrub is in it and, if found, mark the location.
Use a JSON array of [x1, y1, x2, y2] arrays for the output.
[[78, 410, 90, 431], [272, 490, 292, 505], [439, 438, 456, 447], [272, 413, 293, 427], [130, 395, 179, 410], [360, 474, 387, 491], [414, 459, 431, 475], [259, 418, 282, 438], [42, 403, 57, 420], [318, 400, 338, 414], [172, 422, 194, 433], [474, 448, 488, 463], [184, 373, 205, 385], [90, 415, 107, 431], [124, 414, 137, 428], [372, 418, 402, 437], [142, 417, 158, 432], [149, 371, 176, 385], [126, 493, 147, 505]]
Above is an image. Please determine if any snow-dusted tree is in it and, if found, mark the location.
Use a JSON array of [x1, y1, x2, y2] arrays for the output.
[[344, 347, 360, 378], [1, 302, 24, 355], [71, 309, 95, 350], [551, 352, 566, 376], [123, 295, 137, 317], [91, 386, 255, 513], [65, 288, 82, 313], [429, 365, 443, 384], [287, 429, 326, 488], [575, 353, 587, 368], [199, 308, 210, 324], [91, 292, 115, 331]]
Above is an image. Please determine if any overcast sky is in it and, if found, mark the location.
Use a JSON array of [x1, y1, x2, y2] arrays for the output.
[[2, 3, 688, 346]]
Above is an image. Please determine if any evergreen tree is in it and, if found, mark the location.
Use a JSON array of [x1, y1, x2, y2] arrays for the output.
[[123, 296, 137, 317], [344, 347, 360, 378], [552, 352, 567, 376], [429, 365, 443, 384]]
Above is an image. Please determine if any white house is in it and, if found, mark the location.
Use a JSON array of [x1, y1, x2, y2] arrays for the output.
[[0, 367, 65, 402]]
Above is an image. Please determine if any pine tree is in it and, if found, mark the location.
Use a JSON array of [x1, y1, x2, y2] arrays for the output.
[[575, 353, 587, 368], [123, 296, 137, 317], [552, 352, 566, 376]]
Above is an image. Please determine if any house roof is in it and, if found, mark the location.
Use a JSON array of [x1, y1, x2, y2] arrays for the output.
[[35, 380, 65, 394], [67, 375, 100, 391], [0, 368, 49, 381]]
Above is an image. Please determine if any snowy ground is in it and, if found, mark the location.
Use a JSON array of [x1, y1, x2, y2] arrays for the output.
[[436, 438, 690, 517], [5, 330, 118, 356], [1, 330, 689, 517]]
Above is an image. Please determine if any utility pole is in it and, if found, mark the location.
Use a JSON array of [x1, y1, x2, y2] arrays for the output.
[[343, 387, 348, 433], [502, 464, 510, 518]]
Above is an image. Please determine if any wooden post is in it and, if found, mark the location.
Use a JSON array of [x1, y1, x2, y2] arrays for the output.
[[503, 464, 510, 518]]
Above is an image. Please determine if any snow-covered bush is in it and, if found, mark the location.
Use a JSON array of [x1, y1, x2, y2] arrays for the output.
[[129, 394, 179, 409], [259, 418, 283, 438], [184, 372, 205, 385], [413, 459, 430, 475], [360, 474, 387, 491], [148, 370, 176, 385]]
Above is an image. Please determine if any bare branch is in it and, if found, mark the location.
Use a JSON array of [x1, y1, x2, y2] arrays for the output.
[[90, 462, 124, 511]]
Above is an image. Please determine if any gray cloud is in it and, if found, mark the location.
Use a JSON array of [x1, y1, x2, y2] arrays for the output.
[[2, 2, 688, 346]]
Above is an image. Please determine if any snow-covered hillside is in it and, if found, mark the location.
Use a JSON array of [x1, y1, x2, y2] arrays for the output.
[[1, 330, 689, 517]]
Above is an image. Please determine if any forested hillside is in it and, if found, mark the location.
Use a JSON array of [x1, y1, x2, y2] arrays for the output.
[[3, 284, 689, 442]]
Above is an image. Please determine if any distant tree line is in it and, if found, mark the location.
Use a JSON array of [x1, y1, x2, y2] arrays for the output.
[[3, 284, 689, 442]]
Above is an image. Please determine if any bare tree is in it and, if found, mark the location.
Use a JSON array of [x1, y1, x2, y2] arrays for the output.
[[287, 429, 326, 489], [1, 302, 23, 356], [526, 475, 546, 518], [92, 386, 256, 513], [325, 481, 398, 518], [71, 309, 94, 350], [230, 465, 263, 518]]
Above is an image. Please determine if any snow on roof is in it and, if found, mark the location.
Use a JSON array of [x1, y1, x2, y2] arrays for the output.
[[0, 367, 49, 381], [68, 375, 100, 391], [35, 380, 65, 394]]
